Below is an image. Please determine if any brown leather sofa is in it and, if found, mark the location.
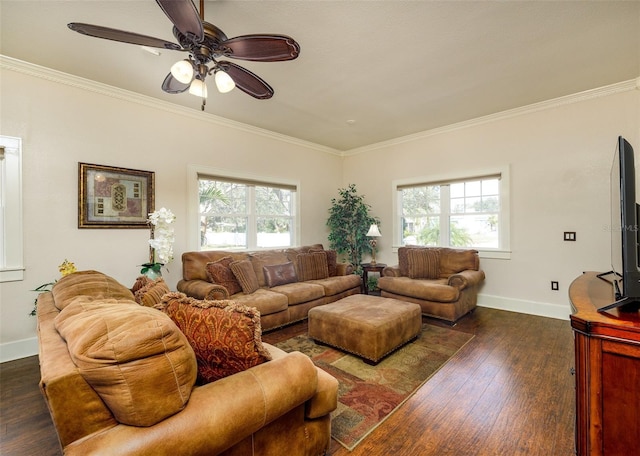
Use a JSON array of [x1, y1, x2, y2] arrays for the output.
[[377, 247, 485, 323], [177, 244, 361, 331], [37, 270, 338, 456]]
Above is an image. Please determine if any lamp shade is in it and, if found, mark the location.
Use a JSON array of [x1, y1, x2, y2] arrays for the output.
[[188, 78, 208, 98], [215, 70, 236, 93], [170, 60, 194, 84], [366, 224, 382, 237]]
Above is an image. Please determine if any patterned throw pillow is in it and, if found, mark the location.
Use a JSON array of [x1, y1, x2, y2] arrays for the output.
[[263, 262, 298, 287], [134, 277, 171, 307], [229, 259, 260, 294], [297, 251, 329, 281], [205, 257, 242, 296], [406, 248, 441, 279], [157, 293, 272, 384]]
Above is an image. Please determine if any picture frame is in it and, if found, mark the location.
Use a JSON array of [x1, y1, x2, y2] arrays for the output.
[[78, 163, 155, 228]]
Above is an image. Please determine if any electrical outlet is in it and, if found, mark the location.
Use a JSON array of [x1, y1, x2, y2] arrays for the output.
[[564, 232, 576, 241], [551, 281, 559, 291]]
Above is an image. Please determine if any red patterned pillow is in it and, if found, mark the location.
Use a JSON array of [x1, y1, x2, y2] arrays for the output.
[[157, 293, 272, 384], [205, 257, 242, 296]]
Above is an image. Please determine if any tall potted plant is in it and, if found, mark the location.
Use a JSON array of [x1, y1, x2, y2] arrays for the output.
[[327, 184, 380, 271]]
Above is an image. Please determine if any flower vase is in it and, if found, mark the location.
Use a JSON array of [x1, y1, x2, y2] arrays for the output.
[[140, 263, 163, 280]]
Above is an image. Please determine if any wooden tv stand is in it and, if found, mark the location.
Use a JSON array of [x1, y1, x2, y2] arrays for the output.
[[569, 272, 640, 456]]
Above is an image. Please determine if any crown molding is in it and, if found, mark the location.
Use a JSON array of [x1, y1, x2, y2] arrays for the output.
[[343, 77, 640, 156], [0, 55, 342, 156], [2, 56, 637, 158]]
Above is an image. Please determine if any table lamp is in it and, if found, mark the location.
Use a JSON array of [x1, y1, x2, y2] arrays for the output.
[[366, 224, 382, 265]]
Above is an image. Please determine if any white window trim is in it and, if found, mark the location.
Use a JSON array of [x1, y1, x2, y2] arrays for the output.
[[0, 136, 24, 282], [391, 166, 511, 260], [187, 164, 300, 251]]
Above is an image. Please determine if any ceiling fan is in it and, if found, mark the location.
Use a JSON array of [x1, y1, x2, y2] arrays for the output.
[[68, 0, 300, 110]]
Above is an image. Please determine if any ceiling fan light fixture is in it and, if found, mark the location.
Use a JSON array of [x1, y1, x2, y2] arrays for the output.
[[170, 59, 194, 84], [188, 78, 208, 98], [214, 70, 236, 93]]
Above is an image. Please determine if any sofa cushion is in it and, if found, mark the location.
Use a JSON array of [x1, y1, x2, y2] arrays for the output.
[[297, 251, 329, 281], [438, 248, 480, 276], [227, 288, 289, 316], [181, 250, 249, 281], [269, 281, 325, 305], [51, 270, 135, 310], [309, 273, 362, 297], [230, 259, 260, 294], [55, 298, 197, 427], [249, 251, 291, 287], [134, 277, 171, 307], [377, 276, 460, 302], [158, 293, 272, 384], [263, 261, 298, 287], [205, 257, 242, 296], [407, 248, 440, 279]]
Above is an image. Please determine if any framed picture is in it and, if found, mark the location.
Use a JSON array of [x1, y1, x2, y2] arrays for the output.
[[78, 163, 155, 228]]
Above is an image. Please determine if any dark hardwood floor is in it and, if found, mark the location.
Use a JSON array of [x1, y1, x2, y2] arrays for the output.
[[0, 307, 575, 455]]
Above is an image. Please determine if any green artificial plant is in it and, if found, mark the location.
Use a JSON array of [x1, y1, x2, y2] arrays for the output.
[[327, 184, 380, 271]]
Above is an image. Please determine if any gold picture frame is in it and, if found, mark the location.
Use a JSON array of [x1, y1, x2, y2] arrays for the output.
[[78, 163, 155, 228]]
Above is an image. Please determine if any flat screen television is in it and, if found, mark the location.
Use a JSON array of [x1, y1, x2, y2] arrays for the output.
[[598, 136, 640, 313]]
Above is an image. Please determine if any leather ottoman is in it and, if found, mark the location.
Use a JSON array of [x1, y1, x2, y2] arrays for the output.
[[307, 294, 422, 364]]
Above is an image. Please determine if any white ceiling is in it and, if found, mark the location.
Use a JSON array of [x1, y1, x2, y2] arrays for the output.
[[2, 1, 639, 151]]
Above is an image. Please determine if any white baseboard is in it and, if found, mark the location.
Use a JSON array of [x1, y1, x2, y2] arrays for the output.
[[478, 294, 571, 321], [0, 337, 38, 363]]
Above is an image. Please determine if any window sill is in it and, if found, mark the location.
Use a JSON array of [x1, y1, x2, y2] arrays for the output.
[[0, 267, 25, 283]]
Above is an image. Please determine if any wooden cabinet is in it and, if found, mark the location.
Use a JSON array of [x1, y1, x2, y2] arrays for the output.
[[569, 272, 640, 456]]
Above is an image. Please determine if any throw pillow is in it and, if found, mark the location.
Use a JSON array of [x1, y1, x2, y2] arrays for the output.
[[310, 248, 338, 277], [55, 298, 197, 427], [406, 248, 441, 279], [263, 262, 298, 287], [297, 251, 329, 281], [205, 257, 242, 296], [134, 277, 171, 307], [229, 259, 260, 294], [157, 293, 272, 384]]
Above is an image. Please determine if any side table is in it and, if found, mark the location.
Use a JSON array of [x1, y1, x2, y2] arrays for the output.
[[361, 263, 386, 295]]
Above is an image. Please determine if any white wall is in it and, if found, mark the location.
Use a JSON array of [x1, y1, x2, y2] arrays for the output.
[[0, 60, 344, 361], [343, 84, 640, 320], [1, 58, 638, 362]]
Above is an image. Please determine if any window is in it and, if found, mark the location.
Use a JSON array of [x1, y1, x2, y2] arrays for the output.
[[395, 169, 509, 258], [196, 173, 297, 251], [0, 136, 24, 282]]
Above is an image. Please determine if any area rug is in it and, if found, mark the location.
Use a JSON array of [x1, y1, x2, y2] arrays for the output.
[[274, 323, 474, 450]]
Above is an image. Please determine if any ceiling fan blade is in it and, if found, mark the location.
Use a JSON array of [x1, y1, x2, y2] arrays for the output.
[[161, 73, 191, 94], [220, 35, 300, 61], [155, 0, 203, 42], [219, 61, 274, 99], [68, 23, 182, 50]]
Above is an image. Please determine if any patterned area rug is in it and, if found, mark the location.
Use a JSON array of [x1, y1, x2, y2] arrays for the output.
[[274, 323, 474, 450]]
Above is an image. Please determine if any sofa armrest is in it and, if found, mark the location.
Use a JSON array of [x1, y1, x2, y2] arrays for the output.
[[382, 265, 402, 277], [176, 279, 230, 300], [306, 367, 339, 419], [335, 262, 354, 276], [64, 352, 322, 456], [448, 269, 485, 290]]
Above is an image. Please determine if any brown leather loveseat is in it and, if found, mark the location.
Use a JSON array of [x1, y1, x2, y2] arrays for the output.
[[177, 244, 361, 331], [377, 246, 485, 323], [37, 270, 338, 455]]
